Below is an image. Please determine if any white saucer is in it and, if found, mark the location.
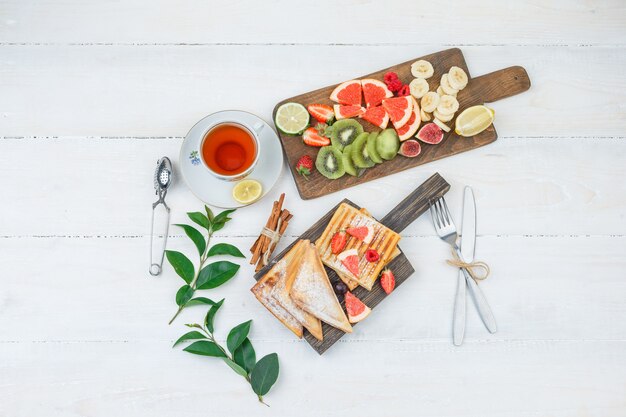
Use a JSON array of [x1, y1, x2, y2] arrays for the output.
[[179, 110, 283, 208]]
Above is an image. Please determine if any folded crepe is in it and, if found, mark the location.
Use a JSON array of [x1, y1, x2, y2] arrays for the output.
[[287, 241, 352, 334], [269, 240, 324, 341], [251, 267, 303, 338]]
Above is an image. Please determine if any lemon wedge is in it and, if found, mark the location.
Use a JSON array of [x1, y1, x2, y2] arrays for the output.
[[454, 105, 495, 137], [232, 179, 263, 204]]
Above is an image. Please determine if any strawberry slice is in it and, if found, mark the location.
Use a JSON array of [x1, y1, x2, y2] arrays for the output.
[[345, 291, 371, 323], [338, 249, 359, 277], [302, 127, 330, 147], [331, 230, 347, 254], [346, 225, 374, 244], [307, 104, 335, 124]]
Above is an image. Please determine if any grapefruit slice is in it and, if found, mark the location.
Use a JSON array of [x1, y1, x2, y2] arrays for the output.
[[395, 96, 421, 141], [338, 249, 360, 277], [382, 96, 413, 129], [330, 80, 362, 106], [361, 78, 393, 107], [345, 291, 371, 323], [346, 225, 374, 244], [334, 104, 365, 120], [361, 105, 389, 129]]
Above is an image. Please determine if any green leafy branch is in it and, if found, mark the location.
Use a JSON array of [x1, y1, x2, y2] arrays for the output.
[[166, 206, 244, 324], [173, 301, 280, 405]]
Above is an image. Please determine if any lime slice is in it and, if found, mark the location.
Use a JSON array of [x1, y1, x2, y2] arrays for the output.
[[232, 179, 263, 204], [454, 105, 495, 137], [275, 102, 309, 135]]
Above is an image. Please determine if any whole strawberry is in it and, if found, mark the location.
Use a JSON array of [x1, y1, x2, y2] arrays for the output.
[[295, 155, 314, 180], [380, 268, 395, 294]]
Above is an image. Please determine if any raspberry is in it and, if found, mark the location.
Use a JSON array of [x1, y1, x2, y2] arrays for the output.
[[386, 78, 403, 93], [396, 84, 411, 97], [384, 72, 399, 83]]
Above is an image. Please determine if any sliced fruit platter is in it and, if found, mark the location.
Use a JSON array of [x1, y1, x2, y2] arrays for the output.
[[272, 48, 530, 200], [252, 173, 450, 354]]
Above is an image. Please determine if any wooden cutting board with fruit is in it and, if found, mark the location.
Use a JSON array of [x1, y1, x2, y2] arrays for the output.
[[252, 173, 450, 354], [273, 48, 531, 200]]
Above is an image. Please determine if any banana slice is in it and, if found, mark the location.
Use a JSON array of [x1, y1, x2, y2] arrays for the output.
[[436, 95, 459, 115], [434, 118, 451, 132], [433, 110, 453, 122], [447, 66, 468, 90], [409, 78, 429, 99], [440, 74, 459, 96], [410, 60, 434, 79], [420, 91, 440, 113], [420, 108, 431, 122], [436, 85, 456, 97]]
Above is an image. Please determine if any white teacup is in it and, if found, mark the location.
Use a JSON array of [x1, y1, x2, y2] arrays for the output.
[[200, 121, 264, 182]]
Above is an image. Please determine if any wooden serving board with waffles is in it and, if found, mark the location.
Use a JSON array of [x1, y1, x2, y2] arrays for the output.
[[252, 173, 450, 354], [273, 48, 530, 200]]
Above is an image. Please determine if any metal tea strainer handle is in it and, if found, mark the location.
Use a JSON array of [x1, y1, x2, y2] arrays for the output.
[[149, 157, 173, 276]]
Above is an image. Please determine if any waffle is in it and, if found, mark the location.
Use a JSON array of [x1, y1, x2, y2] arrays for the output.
[[315, 203, 401, 291]]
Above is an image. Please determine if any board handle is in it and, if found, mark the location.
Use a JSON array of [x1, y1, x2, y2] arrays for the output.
[[469, 66, 531, 103], [380, 172, 451, 233]]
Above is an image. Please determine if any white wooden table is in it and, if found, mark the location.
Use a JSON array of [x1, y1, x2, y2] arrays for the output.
[[1, 1, 625, 415]]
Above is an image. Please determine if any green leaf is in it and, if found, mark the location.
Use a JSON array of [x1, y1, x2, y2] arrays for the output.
[[185, 297, 216, 307], [175, 224, 206, 256], [165, 251, 195, 284], [187, 212, 210, 230], [172, 331, 206, 347], [227, 320, 252, 354], [207, 243, 245, 258], [250, 353, 280, 396], [204, 298, 224, 333], [233, 338, 256, 374], [211, 209, 236, 231], [223, 358, 248, 377], [175, 285, 194, 306], [205, 206, 214, 222], [183, 340, 226, 358], [196, 261, 240, 290], [213, 209, 236, 225]]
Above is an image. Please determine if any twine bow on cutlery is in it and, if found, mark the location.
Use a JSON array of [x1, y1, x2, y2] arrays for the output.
[[446, 249, 491, 281]]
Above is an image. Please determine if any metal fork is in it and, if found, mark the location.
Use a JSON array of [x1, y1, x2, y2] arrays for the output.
[[429, 197, 497, 335]]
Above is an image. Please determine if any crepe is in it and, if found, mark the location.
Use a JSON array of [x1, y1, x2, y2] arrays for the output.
[[269, 240, 324, 341], [287, 241, 352, 333]]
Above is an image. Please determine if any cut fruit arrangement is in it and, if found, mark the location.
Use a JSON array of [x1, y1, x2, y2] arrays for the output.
[[274, 58, 496, 181]]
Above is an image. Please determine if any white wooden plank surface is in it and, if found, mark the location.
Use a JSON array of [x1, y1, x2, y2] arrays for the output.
[[1, 45, 624, 136], [1, 0, 625, 416], [2, 0, 625, 45]]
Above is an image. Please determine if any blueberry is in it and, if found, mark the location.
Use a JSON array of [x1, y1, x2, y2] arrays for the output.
[[333, 281, 348, 295]]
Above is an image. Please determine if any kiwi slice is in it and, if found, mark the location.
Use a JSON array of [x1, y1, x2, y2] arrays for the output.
[[342, 144, 358, 176], [366, 132, 383, 164], [376, 128, 400, 160], [316, 146, 345, 179], [351, 132, 376, 169], [330, 119, 364, 151]]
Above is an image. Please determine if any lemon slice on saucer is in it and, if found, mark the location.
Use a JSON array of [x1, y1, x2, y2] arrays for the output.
[[232, 179, 263, 204], [454, 105, 495, 137], [274, 102, 309, 135]]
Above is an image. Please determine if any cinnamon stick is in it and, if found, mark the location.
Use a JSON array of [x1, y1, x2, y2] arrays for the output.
[[250, 193, 291, 272]]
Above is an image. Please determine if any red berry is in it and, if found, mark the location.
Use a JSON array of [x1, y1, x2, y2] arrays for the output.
[[331, 230, 347, 254], [380, 269, 395, 294], [295, 155, 314, 179], [384, 72, 400, 83], [397, 85, 411, 97], [386, 78, 403, 93], [365, 249, 379, 262]]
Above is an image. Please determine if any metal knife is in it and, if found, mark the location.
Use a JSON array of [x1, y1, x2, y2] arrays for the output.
[[459, 186, 497, 334], [452, 187, 472, 345]]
